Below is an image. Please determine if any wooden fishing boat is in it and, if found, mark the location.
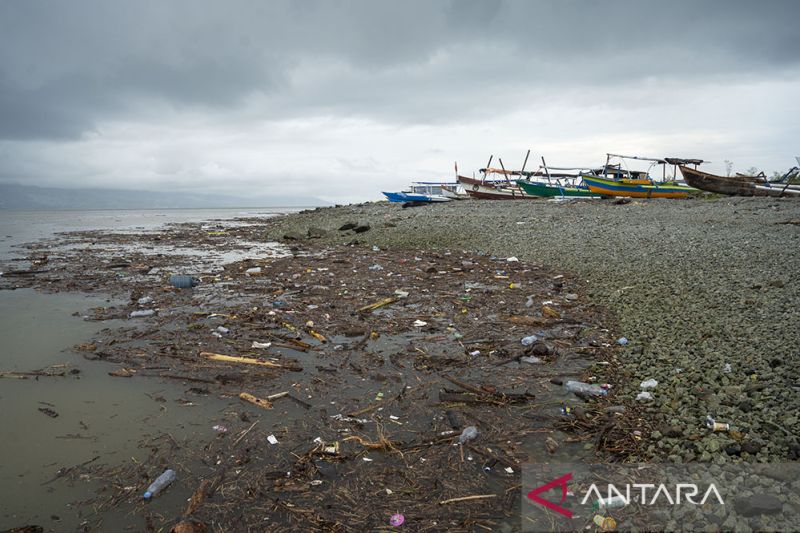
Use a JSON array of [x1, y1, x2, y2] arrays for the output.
[[515, 179, 598, 198], [679, 166, 800, 197], [582, 175, 697, 198], [457, 174, 534, 200], [581, 154, 699, 198]]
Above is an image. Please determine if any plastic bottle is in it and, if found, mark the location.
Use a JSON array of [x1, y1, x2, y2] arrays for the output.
[[143, 469, 176, 499], [169, 275, 199, 289], [565, 380, 608, 397], [130, 309, 155, 318], [458, 426, 479, 444], [592, 494, 627, 510]]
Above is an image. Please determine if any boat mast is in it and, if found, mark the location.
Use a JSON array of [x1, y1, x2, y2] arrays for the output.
[[482, 155, 493, 184], [498, 158, 513, 186], [520, 149, 531, 178]]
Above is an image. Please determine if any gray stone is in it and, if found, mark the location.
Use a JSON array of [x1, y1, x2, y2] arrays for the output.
[[353, 222, 371, 233], [734, 494, 783, 517], [307, 226, 329, 238]]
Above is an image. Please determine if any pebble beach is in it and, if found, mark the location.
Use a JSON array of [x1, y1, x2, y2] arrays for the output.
[[268, 197, 800, 463]]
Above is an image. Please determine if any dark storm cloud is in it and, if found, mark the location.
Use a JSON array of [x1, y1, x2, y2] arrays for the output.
[[0, 0, 798, 140]]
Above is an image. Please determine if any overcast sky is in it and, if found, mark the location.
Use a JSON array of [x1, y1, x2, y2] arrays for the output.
[[1, 0, 798, 203]]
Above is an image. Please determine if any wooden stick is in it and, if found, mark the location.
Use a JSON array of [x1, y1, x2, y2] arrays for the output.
[[239, 392, 273, 409], [232, 421, 258, 446], [439, 494, 496, 505], [202, 352, 282, 368], [357, 296, 399, 314]]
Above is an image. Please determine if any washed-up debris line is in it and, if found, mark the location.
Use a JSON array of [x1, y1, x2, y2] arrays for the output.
[[0, 220, 640, 531]]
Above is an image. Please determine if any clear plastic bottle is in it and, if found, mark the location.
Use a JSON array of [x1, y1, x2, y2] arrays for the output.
[[565, 380, 608, 396], [593, 494, 627, 510], [143, 469, 176, 499], [458, 426, 479, 444]]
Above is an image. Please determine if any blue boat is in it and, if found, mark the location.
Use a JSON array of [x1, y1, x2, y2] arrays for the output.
[[382, 182, 454, 203]]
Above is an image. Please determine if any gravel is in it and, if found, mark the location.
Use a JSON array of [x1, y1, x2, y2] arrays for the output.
[[266, 197, 800, 462]]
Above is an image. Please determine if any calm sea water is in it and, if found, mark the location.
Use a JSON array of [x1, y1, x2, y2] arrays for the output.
[[0, 208, 301, 531]]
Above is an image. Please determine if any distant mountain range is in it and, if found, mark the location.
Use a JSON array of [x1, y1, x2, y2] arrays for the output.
[[0, 183, 329, 210]]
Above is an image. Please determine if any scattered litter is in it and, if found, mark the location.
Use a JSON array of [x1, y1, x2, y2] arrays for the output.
[[375, 392, 384, 401], [521, 335, 538, 346], [310, 480, 323, 486], [137, 296, 153, 305], [38, 407, 59, 418], [251, 341, 271, 349], [389, 513, 405, 526], [458, 426, 478, 444], [520, 356, 543, 364], [129, 309, 155, 318], [212, 425, 228, 433], [504, 467, 514, 474], [593, 494, 627, 510], [525, 295, 535, 307], [412, 320, 427, 327], [368, 264, 384, 271], [143, 469, 176, 500], [593, 514, 618, 531], [617, 337, 629, 345], [216, 326, 230, 334], [169, 275, 198, 289], [239, 392, 275, 410], [245, 267, 262, 275], [202, 352, 282, 368], [723, 363, 732, 373], [322, 442, 340, 455], [640, 379, 658, 389], [267, 435, 279, 445], [362, 457, 373, 462], [636, 391, 653, 401], [372, 245, 380, 252], [565, 380, 608, 396], [394, 289, 409, 298], [506, 256, 519, 262], [705, 415, 730, 432], [469, 350, 481, 356]]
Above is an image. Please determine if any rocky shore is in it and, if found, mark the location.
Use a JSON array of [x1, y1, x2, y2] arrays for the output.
[[267, 197, 800, 463]]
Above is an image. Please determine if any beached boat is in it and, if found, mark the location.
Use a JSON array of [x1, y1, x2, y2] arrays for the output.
[[441, 183, 468, 200], [679, 166, 800, 197], [582, 175, 697, 198], [456, 153, 540, 200], [382, 182, 453, 203], [515, 179, 598, 198], [581, 154, 699, 198], [457, 174, 534, 200]]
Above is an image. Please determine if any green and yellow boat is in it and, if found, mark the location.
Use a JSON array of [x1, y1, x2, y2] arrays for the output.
[[515, 179, 599, 198]]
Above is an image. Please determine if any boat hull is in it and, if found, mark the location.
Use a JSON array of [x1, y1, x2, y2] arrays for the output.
[[457, 175, 534, 200], [516, 179, 598, 198], [582, 175, 697, 199], [679, 166, 800, 197], [382, 191, 451, 203]]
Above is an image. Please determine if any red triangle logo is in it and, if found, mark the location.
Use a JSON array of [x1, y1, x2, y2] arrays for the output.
[[527, 472, 573, 519]]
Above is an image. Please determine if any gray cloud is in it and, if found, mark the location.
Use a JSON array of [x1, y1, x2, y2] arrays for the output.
[[0, 0, 798, 199]]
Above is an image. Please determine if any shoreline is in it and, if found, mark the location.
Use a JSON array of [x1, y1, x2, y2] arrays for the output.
[[1, 197, 798, 530]]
